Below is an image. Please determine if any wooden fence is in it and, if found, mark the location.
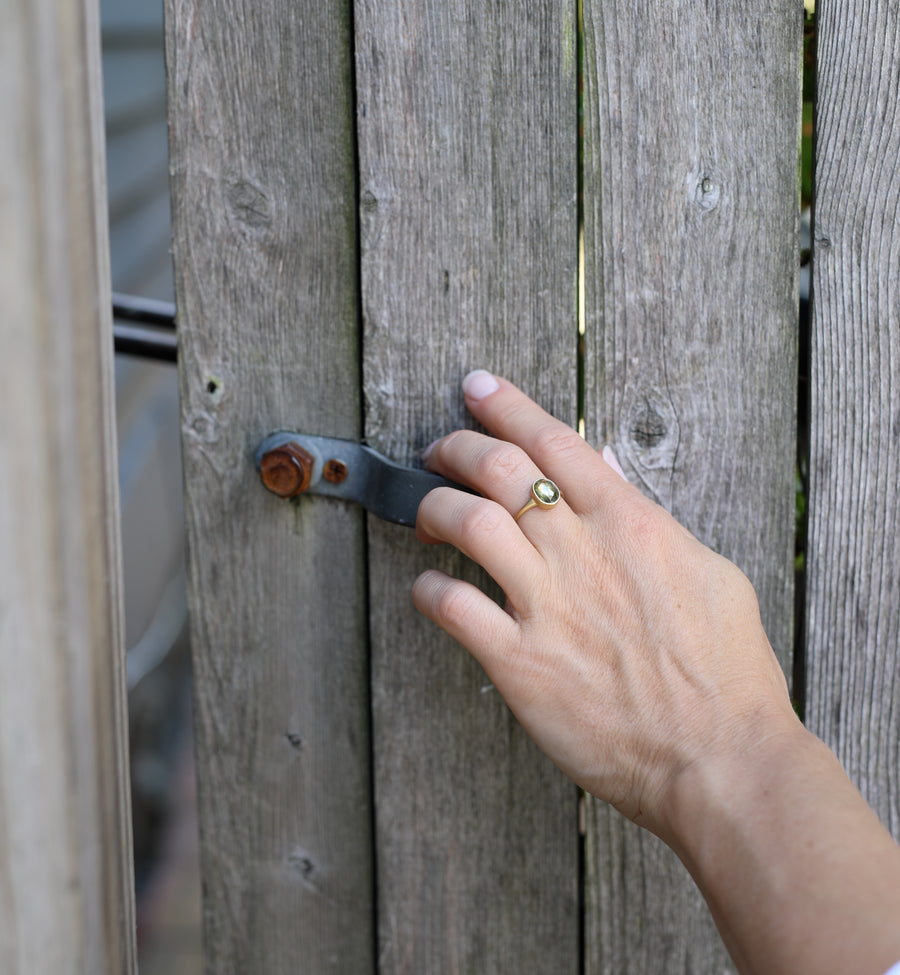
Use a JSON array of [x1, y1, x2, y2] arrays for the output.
[[2, 0, 898, 972]]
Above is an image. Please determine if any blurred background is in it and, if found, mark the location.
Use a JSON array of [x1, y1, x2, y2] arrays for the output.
[[101, 0, 202, 970]]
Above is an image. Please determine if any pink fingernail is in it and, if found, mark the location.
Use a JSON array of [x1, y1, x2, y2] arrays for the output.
[[422, 438, 439, 463], [462, 369, 499, 401], [602, 444, 628, 481]]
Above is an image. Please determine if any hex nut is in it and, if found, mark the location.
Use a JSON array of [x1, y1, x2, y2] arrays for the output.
[[259, 443, 315, 498]]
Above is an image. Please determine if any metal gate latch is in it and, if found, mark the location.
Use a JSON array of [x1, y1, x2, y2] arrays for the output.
[[255, 432, 461, 526]]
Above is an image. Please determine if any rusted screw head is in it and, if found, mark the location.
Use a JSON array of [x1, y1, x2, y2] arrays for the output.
[[259, 443, 314, 498], [323, 458, 348, 484]]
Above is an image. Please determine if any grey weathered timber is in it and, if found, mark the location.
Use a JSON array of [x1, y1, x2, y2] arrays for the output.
[[582, 0, 803, 970], [0, 0, 137, 971], [806, 3, 900, 839], [354, 0, 580, 969], [165, 1, 373, 971]]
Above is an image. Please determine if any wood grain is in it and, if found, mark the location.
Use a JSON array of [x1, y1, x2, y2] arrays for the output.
[[164, 1, 373, 970], [805, 2, 900, 838], [581, 0, 803, 969], [0, 0, 137, 970], [354, 0, 580, 969]]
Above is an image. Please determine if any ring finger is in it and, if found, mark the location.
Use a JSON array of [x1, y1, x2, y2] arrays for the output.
[[423, 429, 576, 541]]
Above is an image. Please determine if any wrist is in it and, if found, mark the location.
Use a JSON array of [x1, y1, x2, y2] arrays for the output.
[[661, 708, 900, 974], [658, 700, 808, 856], [660, 712, 820, 971]]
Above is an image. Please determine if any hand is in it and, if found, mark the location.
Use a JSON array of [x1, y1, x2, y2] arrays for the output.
[[414, 371, 900, 974], [413, 371, 796, 840]]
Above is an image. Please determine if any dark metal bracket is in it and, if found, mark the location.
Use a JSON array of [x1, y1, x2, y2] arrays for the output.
[[255, 432, 462, 527]]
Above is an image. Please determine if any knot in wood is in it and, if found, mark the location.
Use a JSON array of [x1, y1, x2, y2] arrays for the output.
[[694, 173, 720, 212], [225, 178, 273, 231], [687, 163, 723, 215], [630, 405, 668, 449]]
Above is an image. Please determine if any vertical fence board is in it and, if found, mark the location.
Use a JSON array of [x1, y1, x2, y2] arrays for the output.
[[0, 0, 137, 971], [165, 1, 373, 971], [582, 0, 802, 970], [354, 1, 580, 969], [806, 4, 900, 839]]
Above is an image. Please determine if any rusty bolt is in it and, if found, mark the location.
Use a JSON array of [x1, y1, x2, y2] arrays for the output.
[[323, 458, 348, 484], [259, 443, 314, 498]]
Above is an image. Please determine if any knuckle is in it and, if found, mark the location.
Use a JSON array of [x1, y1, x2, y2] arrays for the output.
[[531, 421, 581, 464], [722, 560, 760, 608], [458, 498, 508, 540], [473, 441, 529, 486], [618, 498, 669, 551], [436, 582, 478, 628]]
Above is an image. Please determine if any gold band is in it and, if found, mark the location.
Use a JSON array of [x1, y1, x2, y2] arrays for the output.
[[514, 477, 562, 522]]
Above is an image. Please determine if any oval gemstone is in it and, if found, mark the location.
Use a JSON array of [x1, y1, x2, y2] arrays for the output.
[[533, 478, 560, 506]]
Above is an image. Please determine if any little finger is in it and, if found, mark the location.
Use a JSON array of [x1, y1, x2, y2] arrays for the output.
[[412, 569, 518, 663]]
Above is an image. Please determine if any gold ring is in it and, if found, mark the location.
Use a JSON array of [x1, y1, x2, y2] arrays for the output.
[[514, 477, 562, 522]]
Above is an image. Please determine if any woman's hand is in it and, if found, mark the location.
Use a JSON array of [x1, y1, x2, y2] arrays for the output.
[[413, 371, 900, 974], [413, 370, 797, 840]]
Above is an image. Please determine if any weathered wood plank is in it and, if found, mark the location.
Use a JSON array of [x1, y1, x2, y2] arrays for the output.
[[806, 3, 900, 839], [354, 1, 580, 970], [0, 0, 137, 971], [164, 1, 373, 970], [582, 0, 803, 969]]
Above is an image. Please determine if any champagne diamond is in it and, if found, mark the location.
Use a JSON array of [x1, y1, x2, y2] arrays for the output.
[[533, 478, 560, 506]]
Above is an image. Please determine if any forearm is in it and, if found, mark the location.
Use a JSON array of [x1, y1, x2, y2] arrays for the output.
[[665, 714, 900, 975]]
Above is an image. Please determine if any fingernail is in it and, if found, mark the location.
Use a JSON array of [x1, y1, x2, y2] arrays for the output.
[[462, 369, 499, 401], [602, 444, 628, 481], [422, 438, 439, 463]]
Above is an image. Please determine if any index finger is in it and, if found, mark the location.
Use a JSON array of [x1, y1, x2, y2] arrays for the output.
[[460, 370, 623, 512]]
